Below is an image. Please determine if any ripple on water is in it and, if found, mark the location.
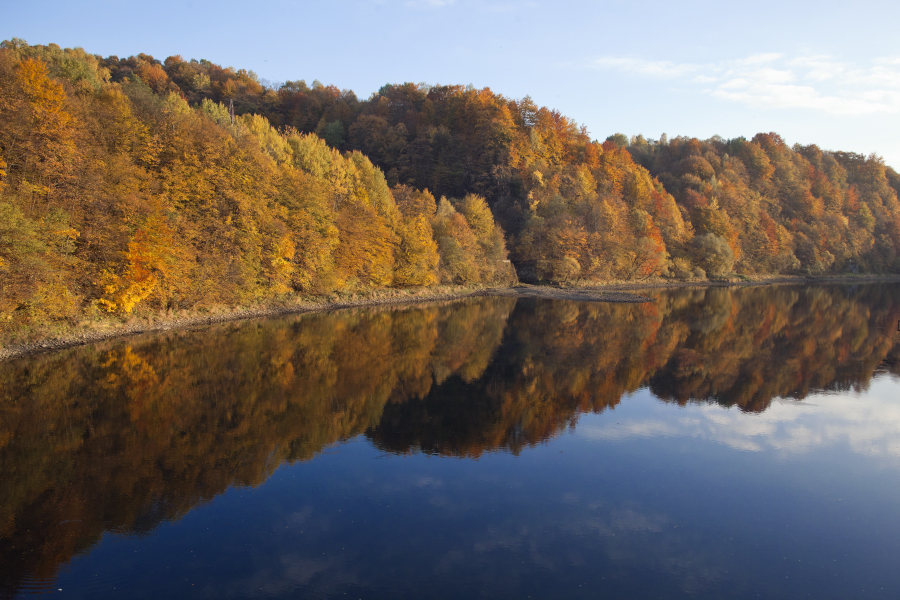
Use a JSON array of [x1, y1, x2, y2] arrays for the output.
[[3, 519, 134, 599], [18, 561, 134, 598]]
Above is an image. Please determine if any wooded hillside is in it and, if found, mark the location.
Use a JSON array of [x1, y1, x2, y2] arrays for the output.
[[0, 41, 512, 336], [2, 39, 899, 334]]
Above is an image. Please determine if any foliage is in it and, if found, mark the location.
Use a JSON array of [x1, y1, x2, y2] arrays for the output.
[[0, 42, 508, 335], [693, 233, 735, 278], [628, 133, 900, 275], [3, 38, 900, 333]]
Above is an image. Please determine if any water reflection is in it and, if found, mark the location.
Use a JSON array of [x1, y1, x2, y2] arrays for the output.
[[374, 285, 900, 456], [0, 298, 514, 596], [1, 284, 899, 596], [579, 377, 900, 456]]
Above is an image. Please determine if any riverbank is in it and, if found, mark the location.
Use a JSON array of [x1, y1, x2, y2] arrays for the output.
[[3, 274, 900, 363], [0, 285, 492, 363], [483, 285, 653, 303], [479, 273, 900, 303], [564, 273, 900, 292]]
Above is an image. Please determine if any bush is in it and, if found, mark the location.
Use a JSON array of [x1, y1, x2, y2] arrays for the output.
[[692, 233, 734, 277], [537, 256, 580, 284], [671, 257, 693, 279]]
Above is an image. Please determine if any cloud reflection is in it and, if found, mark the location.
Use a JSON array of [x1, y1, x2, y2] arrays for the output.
[[578, 376, 900, 458]]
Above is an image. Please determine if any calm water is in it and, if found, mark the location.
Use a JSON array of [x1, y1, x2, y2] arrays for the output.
[[2, 284, 900, 599]]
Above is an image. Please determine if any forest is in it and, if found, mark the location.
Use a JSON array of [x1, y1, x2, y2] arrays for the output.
[[2, 38, 900, 334]]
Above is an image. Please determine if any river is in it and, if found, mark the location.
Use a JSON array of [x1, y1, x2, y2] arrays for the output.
[[2, 283, 899, 598]]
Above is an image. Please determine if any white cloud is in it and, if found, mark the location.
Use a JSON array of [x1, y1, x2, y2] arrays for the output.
[[788, 55, 845, 81], [589, 52, 900, 116], [712, 84, 896, 115], [591, 57, 704, 80], [734, 53, 783, 66]]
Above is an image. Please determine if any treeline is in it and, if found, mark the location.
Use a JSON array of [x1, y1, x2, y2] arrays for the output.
[[0, 40, 512, 335], [87, 42, 900, 281], [3, 39, 900, 332], [626, 133, 900, 275], [109, 47, 695, 282], [2, 285, 899, 594]]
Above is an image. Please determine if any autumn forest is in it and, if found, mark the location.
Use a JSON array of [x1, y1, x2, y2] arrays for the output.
[[2, 39, 900, 334]]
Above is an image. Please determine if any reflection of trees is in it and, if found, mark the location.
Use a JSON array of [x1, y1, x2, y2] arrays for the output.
[[0, 297, 515, 598], [648, 285, 900, 410], [372, 285, 900, 453], [2, 285, 900, 595], [881, 343, 900, 378]]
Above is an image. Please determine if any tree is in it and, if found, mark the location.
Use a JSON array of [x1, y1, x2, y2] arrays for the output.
[[693, 233, 734, 277], [605, 133, 629, 148]]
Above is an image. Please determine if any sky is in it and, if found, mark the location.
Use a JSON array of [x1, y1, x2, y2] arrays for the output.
[[5, 0, 900, 167]]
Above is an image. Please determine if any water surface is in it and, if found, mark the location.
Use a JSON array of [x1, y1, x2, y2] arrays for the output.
[[2, 284, 900, 598]]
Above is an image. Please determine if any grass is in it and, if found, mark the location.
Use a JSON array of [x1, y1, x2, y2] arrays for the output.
[[0, 284, 487, 349]]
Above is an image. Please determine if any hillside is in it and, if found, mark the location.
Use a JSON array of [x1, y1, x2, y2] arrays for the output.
[[2, 39, 900, 336]]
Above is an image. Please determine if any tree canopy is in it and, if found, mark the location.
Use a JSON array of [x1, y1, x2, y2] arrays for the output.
[[2, 38, 900, 335]]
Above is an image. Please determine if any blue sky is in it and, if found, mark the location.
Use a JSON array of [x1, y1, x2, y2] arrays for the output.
[[5, 0, 900, 167]]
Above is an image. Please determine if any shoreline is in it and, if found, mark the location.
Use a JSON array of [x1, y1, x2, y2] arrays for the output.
[[3, 274, 899, 363], [0, 287, 490, 364], [570, 273, 900, 292]]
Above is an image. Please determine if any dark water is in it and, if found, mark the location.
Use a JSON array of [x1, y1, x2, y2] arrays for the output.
[[2, 284, 900, 599]]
